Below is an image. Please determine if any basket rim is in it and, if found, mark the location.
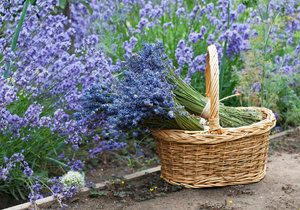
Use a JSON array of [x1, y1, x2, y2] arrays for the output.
[[151, 107, 276, 144]]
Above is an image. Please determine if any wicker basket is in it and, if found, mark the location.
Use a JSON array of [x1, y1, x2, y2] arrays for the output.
[[152, 45, 276, 188]]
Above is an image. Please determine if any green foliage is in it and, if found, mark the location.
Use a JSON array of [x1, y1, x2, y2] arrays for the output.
[[0, 128, 66, 200], [242, 0, 258, 7], [59, 0, 68, 9], [239, 0, 300, 128]]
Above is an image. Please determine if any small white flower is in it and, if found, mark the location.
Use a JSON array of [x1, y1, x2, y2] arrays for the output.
[[61, 171, 85, 188], [199, 118, 207, 125]]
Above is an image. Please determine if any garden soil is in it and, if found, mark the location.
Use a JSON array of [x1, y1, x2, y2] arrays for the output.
[[44, 130, 300, 210]]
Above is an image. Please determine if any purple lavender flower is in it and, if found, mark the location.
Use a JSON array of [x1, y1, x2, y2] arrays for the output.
[[29, 192, 43, 203], [150, 5, 163, 19], [176, 7, 185, 16], [189, 32, 200, 43], [163, 22, 174, 29], [206, 3, 214, 13], [68, 160, 85, 171], [207, 34, 215, 45], [280, 66, 295, 74], [0, 167, 9, 181], [23, 166, 33, 177], [81, 43, 176, 141], [62, 185, 78, 198], [137, 18, 149, 31], [0, 77, 17, 106], [237, 4, 246, 14], [175, 40, 193, 69], [140, 2, 152, 17], [124, 36, 138, 58], [251, 82, 261, 93], [89, 140, 127, 158], [189, 54, 206, 73], [189, 5, 199, 19]]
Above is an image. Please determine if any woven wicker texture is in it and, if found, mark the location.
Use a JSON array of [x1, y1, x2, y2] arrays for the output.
[[152, 45, 276, 188]]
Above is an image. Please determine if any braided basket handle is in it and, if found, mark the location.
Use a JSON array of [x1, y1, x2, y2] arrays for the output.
[[205, 45, 222, 133]]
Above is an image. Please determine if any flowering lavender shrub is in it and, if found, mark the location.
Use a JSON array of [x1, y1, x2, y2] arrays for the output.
[[81, 0, 256, 98], [237, 0, 300, 127], [0, 0, 122, 202]]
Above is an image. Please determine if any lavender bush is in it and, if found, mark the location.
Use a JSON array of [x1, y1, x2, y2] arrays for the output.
[[79, 0, 256, 98], [237, 0, 300, 127], [0, 0, 123, 201]]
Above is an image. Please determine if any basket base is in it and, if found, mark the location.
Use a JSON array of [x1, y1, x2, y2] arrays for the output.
[[160, 166, 267, 189]]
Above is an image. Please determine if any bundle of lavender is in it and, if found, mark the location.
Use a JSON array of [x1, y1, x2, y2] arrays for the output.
[[81, 43, 204, 132], [81, 43, 262, 132]]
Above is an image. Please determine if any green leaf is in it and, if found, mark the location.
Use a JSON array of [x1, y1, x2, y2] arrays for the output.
[[16, 186, 27, 200], [79, 0, 93, 15], [45, 157, 69, 170], [59, 0, 67, 9], [4, 0, 30, 78]]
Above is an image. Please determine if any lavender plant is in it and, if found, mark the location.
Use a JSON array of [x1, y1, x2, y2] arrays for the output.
[[0, 0, 123, 202], [237, 0, 300, 128], [79, 0, 256, 98]]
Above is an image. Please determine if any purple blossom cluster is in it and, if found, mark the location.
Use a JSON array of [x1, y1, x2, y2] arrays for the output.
[[0, 0, 116, 141], [68, 160, 85, 172], [48, 177, 79, 200], [0, 0, 126, 202], [29, 182, 43, 202], [94, 0, 256, 82], [116, 43, 176, 125], [248, 0, 300, 75], [0, 152, 34, 181], [237, 0, 300, 126], [81, 43, 176, 138], [88, 140, 127, 158], [189, 26, 207, 43], [79, 82, 127, 155], [123, 36, 138, 58], [176, 40, 194, 69], [55, 0, 258, 83], [0, 77, 17, 106]]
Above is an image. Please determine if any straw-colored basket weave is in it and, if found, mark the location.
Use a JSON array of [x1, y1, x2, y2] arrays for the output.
[[152, 45, 276, 188]]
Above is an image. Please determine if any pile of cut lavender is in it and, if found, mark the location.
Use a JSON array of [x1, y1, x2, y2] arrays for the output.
[[81, 43, 262, 132]]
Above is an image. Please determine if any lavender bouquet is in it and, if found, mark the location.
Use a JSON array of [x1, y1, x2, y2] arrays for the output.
[[83, 43, 262, 132], [81, 43, 204, 132]]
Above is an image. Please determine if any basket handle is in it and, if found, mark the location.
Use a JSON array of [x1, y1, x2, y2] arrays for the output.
[[205, 45, 222, 133]]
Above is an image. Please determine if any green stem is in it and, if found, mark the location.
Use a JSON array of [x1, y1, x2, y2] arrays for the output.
[[4, 0, 30, 78], [219, 1, 231, 97], [260, 3, 279, 106], [11, 0, 30, 51], [168, 71, 262, 129], [45, 157, 69, 170]]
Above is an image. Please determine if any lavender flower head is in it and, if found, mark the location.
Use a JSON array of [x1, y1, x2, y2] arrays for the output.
[[81, 43, 176, 134], [115, 43, 176, 127]]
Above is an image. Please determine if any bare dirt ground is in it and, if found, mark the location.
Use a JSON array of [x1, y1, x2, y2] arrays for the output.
[[126, 153, 300, 210], [43, 129, 300, 210]]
